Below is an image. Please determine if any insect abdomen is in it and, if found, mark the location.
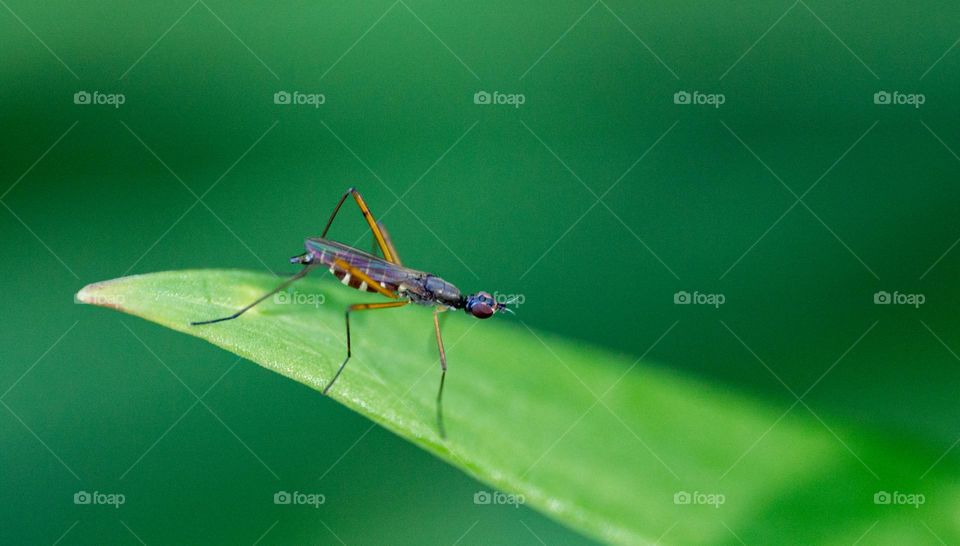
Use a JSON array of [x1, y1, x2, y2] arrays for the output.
[[330, 267, 395, 294]]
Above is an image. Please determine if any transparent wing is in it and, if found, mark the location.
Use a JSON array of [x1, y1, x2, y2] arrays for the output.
[[305, 238, 423, 287]]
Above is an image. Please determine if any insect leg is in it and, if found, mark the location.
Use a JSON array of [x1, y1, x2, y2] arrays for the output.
[[370, 222, 402, 265], [434, 307, 448, 439], [190, 266, 313, 325], [369, 221, 403, 265], [377, 221, 402, 265], [324, 300, 409, 395], [426, 306, 449, 351], [320, 187, 400, 264]]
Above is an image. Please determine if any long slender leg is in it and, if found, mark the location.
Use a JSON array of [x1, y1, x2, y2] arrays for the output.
[[427, 306, 449, 349], [369, 221, 402, 265], [321, 187, 399, 264], [377, 221, 402, 265], [324, 300, 409, 394], [191, 266, 313, 325], [433, 307, 448, 439]]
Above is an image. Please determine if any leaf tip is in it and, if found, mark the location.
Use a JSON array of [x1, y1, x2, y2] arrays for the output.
[[74, 279, 126, 310]]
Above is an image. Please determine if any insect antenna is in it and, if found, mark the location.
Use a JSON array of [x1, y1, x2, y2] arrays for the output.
[[497, 294, 520, 314]]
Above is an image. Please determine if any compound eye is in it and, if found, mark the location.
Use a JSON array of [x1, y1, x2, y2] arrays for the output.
[[469, 302, 494, 319]]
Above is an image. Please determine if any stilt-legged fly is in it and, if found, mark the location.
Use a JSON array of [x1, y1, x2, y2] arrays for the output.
[[191, 187, 511, 437]]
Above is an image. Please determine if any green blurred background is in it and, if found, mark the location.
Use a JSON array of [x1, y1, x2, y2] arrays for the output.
[[2, 1, 959, 544]]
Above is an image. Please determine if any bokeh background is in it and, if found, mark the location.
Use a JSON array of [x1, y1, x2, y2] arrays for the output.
[[2, 1, 959, 544]]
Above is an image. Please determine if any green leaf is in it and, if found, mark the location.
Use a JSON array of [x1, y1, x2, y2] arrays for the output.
[[77, 270, 959, 545]]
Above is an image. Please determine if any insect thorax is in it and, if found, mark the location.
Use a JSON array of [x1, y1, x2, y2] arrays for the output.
[[400, 275, 462, 308]]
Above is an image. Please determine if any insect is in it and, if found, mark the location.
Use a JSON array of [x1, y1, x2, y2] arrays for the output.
[[190, 187, 511, 437]]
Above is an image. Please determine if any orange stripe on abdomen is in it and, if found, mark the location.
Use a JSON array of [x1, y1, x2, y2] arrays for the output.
[[330, 267, 395, 294]]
